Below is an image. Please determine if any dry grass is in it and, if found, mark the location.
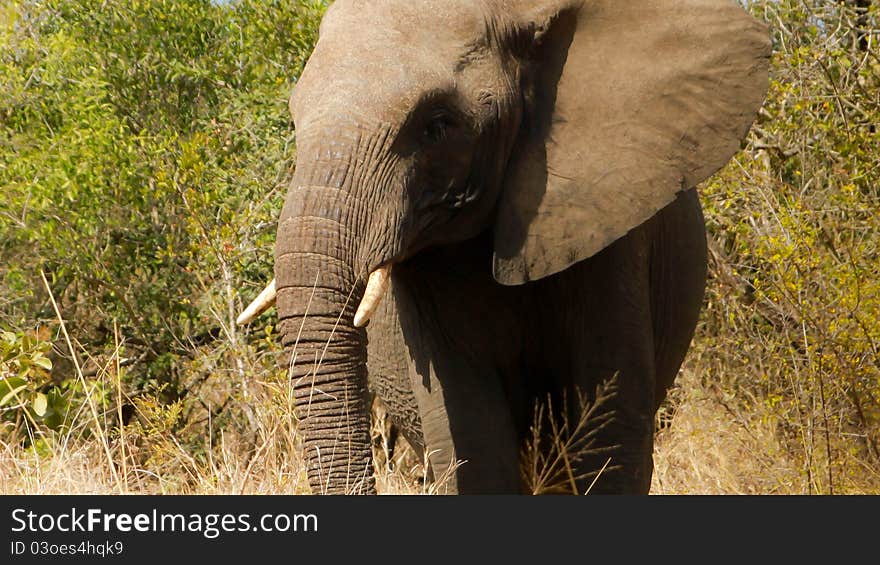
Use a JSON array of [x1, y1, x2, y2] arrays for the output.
[[3, 285, 878, 496], [2, 276, 877, 495], [652, 369, 805, 495], [0, 400, 436, 495], [4, 365, 879, 495], [652, 366, 880, 495]]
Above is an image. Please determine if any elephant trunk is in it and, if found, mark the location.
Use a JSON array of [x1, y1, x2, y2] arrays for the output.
[[275, 167, 376, 494]]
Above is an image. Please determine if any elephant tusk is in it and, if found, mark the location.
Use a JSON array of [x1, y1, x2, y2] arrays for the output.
[[354, 265, 392, 328], [236, 278, 277, 325]]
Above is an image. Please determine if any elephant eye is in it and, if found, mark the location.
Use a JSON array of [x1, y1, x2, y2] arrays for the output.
[[423, 115, 453, 144]]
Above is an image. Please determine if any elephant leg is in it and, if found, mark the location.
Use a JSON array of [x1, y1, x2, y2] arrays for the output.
[[536, 227, 658, 495], [390, 250, 525, 494], [565, 343, 657, 494], [648, 189, 708, 409], [404, 337, 523, 494], [540, 192, 707, 495], [566, 364, 657, 495]]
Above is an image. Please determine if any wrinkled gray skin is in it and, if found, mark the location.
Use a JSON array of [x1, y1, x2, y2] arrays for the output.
[[273, 0, 770, 494]]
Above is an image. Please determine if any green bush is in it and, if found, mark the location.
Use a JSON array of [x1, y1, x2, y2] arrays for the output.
[[1, 0, 323, 447], [0, 328, 56, 432], [693, 0, 880, 493]]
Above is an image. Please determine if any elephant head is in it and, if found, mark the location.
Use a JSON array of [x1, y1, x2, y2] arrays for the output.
[[239, 0, 770, 494]]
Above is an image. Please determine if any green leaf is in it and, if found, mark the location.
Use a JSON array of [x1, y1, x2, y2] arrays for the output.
[[32, 355, 53, 371], [33, 393, 48, 417], [43, 388, 68, 430], [0, 377, 28, 407]]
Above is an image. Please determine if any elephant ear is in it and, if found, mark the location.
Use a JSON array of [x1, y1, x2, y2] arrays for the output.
[[492, 0, 771, 285]]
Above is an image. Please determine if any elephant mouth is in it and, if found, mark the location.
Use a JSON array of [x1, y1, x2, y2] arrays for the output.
[[236, 263, 393, 328]]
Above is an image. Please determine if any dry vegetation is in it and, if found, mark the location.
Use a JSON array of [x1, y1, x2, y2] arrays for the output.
[[2, 0, 879, 494]]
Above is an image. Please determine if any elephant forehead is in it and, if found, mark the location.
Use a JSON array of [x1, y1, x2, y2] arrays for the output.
[[291, 0, 486, 126], [323, 0, 482, 41]]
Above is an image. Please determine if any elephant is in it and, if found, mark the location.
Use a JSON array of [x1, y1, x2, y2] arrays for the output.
[[237, 0, 771, 494]]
